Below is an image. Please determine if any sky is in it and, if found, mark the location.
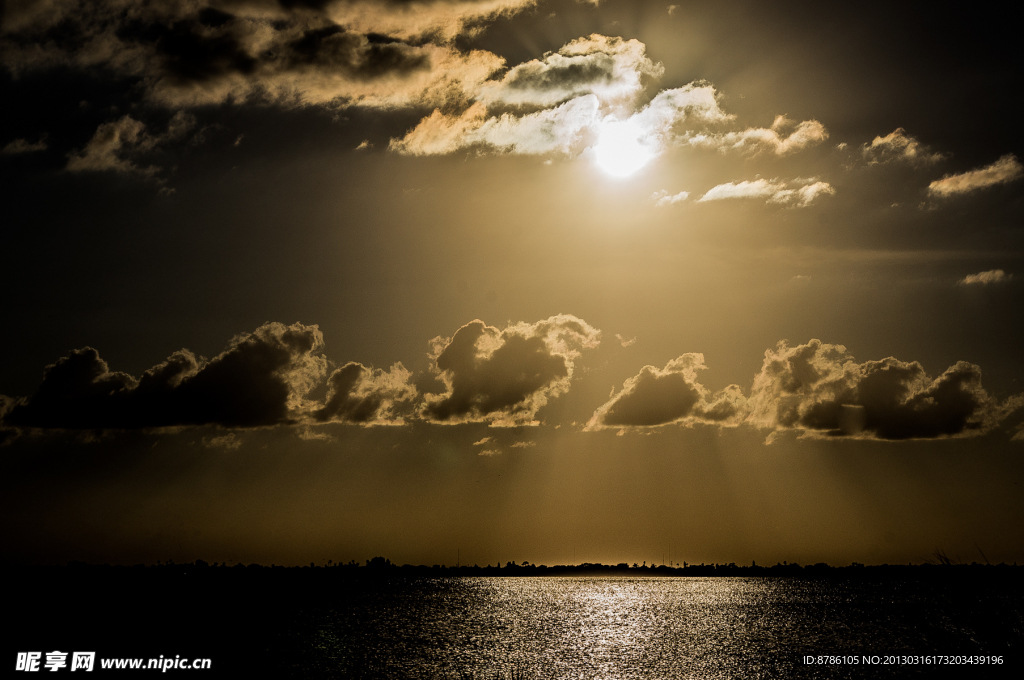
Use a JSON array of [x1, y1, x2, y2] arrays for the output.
[[2, 0, 1023, 569]]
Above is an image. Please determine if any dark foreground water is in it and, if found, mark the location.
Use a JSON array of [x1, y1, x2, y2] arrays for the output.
[[9, 569, 1023, 678]]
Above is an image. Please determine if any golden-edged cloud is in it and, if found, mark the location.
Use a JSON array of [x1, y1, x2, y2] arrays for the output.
[[388, 35, 831, 165], [959, 269, 1011, 286], [422, 314, 600, 426], [3, 3, 835, 178], [588, 340, 1021, 441], [687, 115, 828, 155], [586, 354, 746, 430], [4, 322, 1018, 444], [747, 340, 1019, 441], [862, 128, 944, 165], [1, 322, 328, 430], [0, 315, 603, 435], [65, 112, 196, 177], [476, 35, 663, 108], [698, 178, 835, 207], [928, 154, 1023, 197], [391, 95, 602, 156], [314, 362, 417, 425], [391, 78, 731, 157], [0, 0, 514, 109]]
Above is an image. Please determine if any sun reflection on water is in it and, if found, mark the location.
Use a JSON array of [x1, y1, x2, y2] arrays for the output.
[[302, 576, 1015, 679]]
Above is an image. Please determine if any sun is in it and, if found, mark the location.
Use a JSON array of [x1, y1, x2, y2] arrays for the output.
[[592, 119, 655, 177]]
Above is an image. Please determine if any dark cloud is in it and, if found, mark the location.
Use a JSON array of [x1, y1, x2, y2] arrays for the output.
[[277, 0, 335, 10], [2, 322, 327, 431], [314, 361, 416, 425], [587, 354, 746, 430], [1, 316, 599, 434], [423, 315, 600, 426], [748, 340, 1021, 441], [0, 1, 512, 108], [2, 136, 48, 154], [65, 115, 158, 175], [117, 15, 259, 85], [0, 396, 20, 446], [282, 24, 430, 80], [589, 341, 1021, 440], [64, 112, 195, 178]]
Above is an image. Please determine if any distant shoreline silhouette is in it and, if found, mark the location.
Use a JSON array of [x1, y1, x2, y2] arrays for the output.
[[6, 557, 1021, 579]]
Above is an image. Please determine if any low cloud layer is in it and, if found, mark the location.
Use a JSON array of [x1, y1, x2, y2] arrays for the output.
[[4, 321, 1017, 443], [928, 154, 1023, 197], [698, 178, 835, 207], [2, 322, 328, 430], [747, 340, 1018, 440], [590, 340, 1020, 441], [0, 315, 601, 435], [586, 354, 746, 430], [422, 315, 600, 426]]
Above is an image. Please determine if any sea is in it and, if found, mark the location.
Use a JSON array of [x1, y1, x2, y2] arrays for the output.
[[9, 570, 1023, 678], [261, 576, 1020, 678]]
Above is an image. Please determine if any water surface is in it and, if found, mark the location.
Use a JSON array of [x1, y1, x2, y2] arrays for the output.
[[285, 576, 1021, 678]]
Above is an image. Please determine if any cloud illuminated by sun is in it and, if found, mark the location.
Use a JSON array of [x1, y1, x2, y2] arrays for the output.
[[592, 119, 656, 177]]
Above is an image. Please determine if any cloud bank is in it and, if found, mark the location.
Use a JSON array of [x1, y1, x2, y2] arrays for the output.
[[3, 4, 832, 176], [746, 340, 1018, 440], [589, 340, 1020, 441], [0, 315, 601, 435], [2, 322, 328, 430], [4, 322, 1016, 443], [1, 0, 521, 109], [389, 34, 828, 164]]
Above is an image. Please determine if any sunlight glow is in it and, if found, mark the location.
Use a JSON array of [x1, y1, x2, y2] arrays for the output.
[[593, 120, 655, 177]]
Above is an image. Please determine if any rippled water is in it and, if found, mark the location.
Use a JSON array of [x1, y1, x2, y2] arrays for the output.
[[288, 576, 1021, 679]]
